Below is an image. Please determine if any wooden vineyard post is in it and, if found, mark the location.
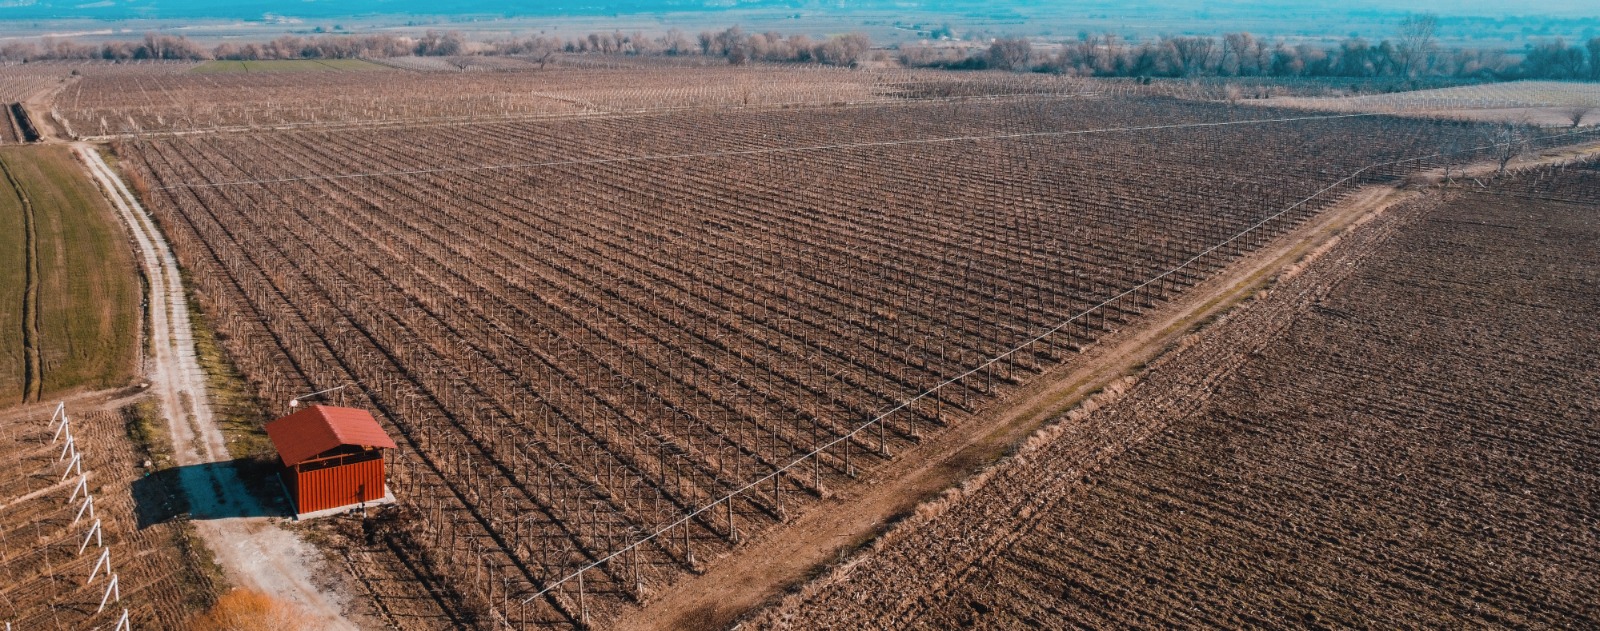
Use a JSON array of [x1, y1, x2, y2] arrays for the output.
[[843, 436, 854, 477], [813, 452, 822, 494], [728, 498, 739, 543], [631, 544, 642, 601], [577, 568, 588, 627], [683, 522, 695, 568], [774, 470, 784, 520]]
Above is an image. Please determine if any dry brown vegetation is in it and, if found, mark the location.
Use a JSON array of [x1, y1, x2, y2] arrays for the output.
[[748, 159, 1600, 629], [97, 59, 1596, 628], [188, 589, 307, 631]]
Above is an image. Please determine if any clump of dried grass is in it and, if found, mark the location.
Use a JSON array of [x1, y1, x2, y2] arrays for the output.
[[189, 589, 307, 631]]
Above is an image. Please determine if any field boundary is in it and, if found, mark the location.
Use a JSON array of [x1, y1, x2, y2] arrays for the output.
[[0, 154, 42, 402]]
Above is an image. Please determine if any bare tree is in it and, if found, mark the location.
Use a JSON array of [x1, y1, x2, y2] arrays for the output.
[[1590, 37, 1600, 81], [987, 37, 1033, 71], [1485, 122, 1532, 175], [1168, 37, 1217, 77], [527, 37, 560, 69], [1566, 106, 1593, 128], [814, 33, 871, 67], [1396, 14, 1437, 77], [1221, 32, 1259, 76]]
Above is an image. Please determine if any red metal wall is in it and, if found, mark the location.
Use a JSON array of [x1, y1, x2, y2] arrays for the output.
[[290, 456, 386, 515]]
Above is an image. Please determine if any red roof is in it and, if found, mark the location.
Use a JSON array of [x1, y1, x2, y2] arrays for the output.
[[265, 405, 397, 467]]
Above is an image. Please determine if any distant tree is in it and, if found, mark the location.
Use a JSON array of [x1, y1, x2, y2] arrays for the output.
[[413, 31, 464, 56], [986, 37, 1032, 71], [1167, 36, 1216, 76], [1270, 43, 1305, 76], [1521, 39, 1586, 79], [1128, 40, 1166, 76], [813, 33, 870, 67], [1336, 37, 1375, 77], [1569, 106, 1593, 128], [526, 36, 560, 69], [711, 26, 744, 57], [1396, 13, 1437, 77], [1589, 38, 1600, 80], [1221, 32, 1259, 76], [1485, 122, 1532, 175], [661, 29, 692, 56], [1099, 33, 1126, 75]]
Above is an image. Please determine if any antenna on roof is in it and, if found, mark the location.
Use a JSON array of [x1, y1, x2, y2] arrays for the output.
[[289, 384, 350, 412]]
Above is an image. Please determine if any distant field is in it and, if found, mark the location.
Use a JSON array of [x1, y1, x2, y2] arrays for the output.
[[190, 59, 389, 73], [1267, 80, 1600, 125], [0, 145, 139, 404]]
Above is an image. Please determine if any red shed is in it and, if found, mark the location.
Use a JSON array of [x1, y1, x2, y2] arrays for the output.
[[265, 405, 397, 517]]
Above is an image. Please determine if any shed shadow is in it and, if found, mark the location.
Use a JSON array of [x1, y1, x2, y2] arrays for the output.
[[131, 458, 293, 527]]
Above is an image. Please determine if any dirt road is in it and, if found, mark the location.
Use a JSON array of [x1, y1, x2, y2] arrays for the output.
[[614, 142, 1600, 631], [76, 144, 356, 629]]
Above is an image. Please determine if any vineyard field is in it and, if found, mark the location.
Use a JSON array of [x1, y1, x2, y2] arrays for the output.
[[105, 83, 1571, 628], [0, 402, 216, 628], [749, 159, 1600, 629]]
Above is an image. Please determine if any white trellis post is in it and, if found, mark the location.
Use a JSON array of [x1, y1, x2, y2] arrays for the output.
[[69, 473, 89, 502], [78, 518, 103, 555], [63, 453, 85, 482], [54, 415, 72, 443], [74, 494, 96, 524], [89, 547, 112, 584], [97, 573, 120, 613], [114, 608, 131, 631]]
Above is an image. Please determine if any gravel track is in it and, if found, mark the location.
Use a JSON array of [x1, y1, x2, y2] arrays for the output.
[[76, 143, 356, 629]]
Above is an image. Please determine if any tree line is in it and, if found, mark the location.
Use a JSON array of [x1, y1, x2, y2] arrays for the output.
[[0, 32, 430, 62], [2, 17, 1596, 82], [0, 27, 874, 67], [910, 17, 1600, 81]]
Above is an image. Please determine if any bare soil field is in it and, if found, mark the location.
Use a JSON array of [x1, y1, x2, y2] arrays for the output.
[[99, 62, 1597, 628], [748, 159, 1600, 629]]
